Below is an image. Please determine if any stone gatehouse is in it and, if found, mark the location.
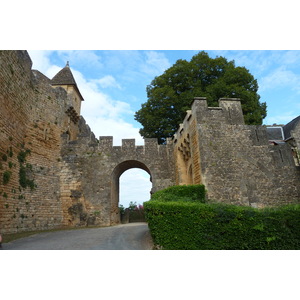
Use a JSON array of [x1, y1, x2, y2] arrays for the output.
[[0, 50, 299, 234]]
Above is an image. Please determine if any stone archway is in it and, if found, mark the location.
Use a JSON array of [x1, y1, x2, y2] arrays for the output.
[[110, 160, 152, 224]]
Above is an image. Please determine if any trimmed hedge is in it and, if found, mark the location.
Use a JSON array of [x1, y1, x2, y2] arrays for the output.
[[144, 186, 300, 250], [151, 184, 206, 203]]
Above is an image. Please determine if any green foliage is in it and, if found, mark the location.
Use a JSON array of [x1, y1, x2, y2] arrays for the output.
[[119, 203, 146, 222], [19, 165, 35, 190], [144, 185, 300, 249], [151, 184, 206, 203], [128, 201, 138, 211], [119, 204, 125, 215], [17, 148, 35, 190], [19, 166, 27, 188], [3, 170, 12, 185], [8, 146, 13, 158], [2, 153, 7, 161], [129, 204, 145, 222], [17, 149, 31, 164], [135, 51, 267, 143]]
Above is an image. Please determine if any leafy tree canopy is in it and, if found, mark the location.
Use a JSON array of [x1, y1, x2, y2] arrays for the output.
[[135, 51, 267, 144]]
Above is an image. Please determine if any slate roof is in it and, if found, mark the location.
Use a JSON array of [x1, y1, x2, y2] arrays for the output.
[[51, 62, 76, 85], [266, 127, 284, 140], [51, 62, 84, 100], [283, 116, 300, 140]]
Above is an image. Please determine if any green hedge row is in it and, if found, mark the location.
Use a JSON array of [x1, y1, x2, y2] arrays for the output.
[[144, 187, 300, 249], [151, 184, 206, 203]]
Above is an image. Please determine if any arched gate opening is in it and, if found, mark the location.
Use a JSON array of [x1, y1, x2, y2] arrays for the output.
[[110, 160, 152, 224]]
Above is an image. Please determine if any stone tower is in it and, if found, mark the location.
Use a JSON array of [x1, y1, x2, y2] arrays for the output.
[[51, 62, 84, 141]]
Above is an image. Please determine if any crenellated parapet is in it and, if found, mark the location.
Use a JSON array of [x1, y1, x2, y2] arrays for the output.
[[98, 136, 170, 159], [99, 136, 155, 149], [192, 97, 244, 125]]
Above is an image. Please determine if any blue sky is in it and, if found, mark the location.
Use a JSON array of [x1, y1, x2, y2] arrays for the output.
[[27, 50, 300, 207], [28, 50, 300, 138]]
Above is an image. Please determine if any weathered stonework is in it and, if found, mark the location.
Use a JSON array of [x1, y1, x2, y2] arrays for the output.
[[59, 125, 174, 227], [173, 98, 300, 207], [0, 51, 299, 234], [0, 51, 82, 233]]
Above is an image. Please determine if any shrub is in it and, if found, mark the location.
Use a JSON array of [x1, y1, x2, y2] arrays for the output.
[[144, 185, 300, 250], [129, 205, 145, 222], [151, 184, 206, 203]]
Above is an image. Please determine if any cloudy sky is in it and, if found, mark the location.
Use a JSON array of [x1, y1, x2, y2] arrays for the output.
[[27, 50, 300, 207]]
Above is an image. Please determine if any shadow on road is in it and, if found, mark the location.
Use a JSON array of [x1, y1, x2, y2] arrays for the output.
[[2, 222, 154, 250]]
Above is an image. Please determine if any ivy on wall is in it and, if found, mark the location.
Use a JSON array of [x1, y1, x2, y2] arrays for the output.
[[17, 147, 35, 190]]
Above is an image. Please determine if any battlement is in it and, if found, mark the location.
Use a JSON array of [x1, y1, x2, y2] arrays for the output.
[[191, 97, 245, 125], [173, 97, 245, 143], [98, 136, 165, 152]]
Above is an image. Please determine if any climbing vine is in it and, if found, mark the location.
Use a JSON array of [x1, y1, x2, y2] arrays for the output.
[[17, 148, 35, 190], [3, 170, 12, 185]]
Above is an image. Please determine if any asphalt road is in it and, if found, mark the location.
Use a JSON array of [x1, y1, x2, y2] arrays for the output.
[[2, 222, 154, 250]]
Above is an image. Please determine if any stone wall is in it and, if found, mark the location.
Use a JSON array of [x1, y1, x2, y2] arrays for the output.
[[59, 120, 175, 227], [0, 51, 75, 234], [174, 97, 300, 207]]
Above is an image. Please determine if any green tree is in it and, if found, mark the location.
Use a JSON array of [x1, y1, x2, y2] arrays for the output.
[[135, 51, 267, 144]]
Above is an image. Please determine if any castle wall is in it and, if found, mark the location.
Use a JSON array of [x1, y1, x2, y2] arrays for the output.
[[291, 122, 300, 150], [174, 97, 300, 207], [0, 51, 75, 234], [59, 120, 175, 227]]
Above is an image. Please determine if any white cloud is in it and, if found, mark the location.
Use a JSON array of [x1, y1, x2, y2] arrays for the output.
[[120, 169, 152, 207], [28, 50, 54, 74], [99, 50, 171, 84], [57, 50, 103, 69], [259, 66, 300, 93], [28, 50, 145, 146], [83, 116, 144, 145], [96, 75, 122, 89], [279, 51, 300, 66], [69, 69, 144, 145], [27, 50, 62, 79], [142, 51, 170, 75]]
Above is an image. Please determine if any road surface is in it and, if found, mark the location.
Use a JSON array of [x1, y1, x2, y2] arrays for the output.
[[2, 222, 154, 250]]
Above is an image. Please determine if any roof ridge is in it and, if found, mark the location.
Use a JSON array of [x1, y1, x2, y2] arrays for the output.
[[283, 115, 300, 140]]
